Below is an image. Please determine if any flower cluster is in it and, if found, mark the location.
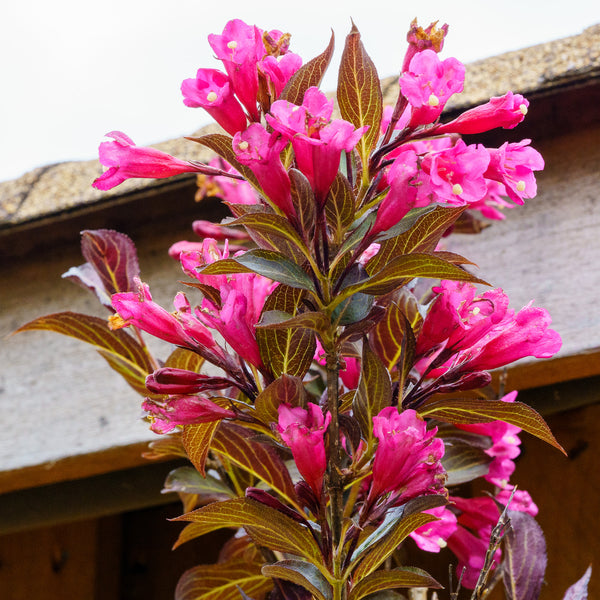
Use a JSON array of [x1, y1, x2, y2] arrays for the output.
[[23, 16, 576, 600]]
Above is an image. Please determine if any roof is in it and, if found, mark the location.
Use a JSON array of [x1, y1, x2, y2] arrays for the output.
[[1, 23, 599, 231]]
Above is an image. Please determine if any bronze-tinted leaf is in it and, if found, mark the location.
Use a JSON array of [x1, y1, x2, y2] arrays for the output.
[[325, 172, 356, 245], [182, 421, 220, 476], [289, 168, 317, 242], [280, 32, 335, 105], [262, 560, 332, 600], [80, 229, 140, 295], [335, 253, 488, 302], [351, 497, 445, 579], [211, 423, 298, 506], [256, 286, 317, 378], [337, 23, 382, 169], [230, 213, 312, 263], [15, 311, 154, 393], [368, 205, 467, 274], [349, 567, 441, 600], [371, 302, 416, 388], [163, 466, 233, 498], [175, 559, 272, 600], [174, 497, 322, 562], [186, 133, 260, 189], [165, 347, 205, 373], [255, 375, 306, 426], [353, 343, 392, 441], [419, 398, 565, 454], [142, 433, 187, 460]]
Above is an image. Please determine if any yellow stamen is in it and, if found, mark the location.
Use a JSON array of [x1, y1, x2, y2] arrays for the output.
[[519, 103, 528, 115], [206, 91, 218, 103], [428, 93, 440, 107], [438, 539, 448, 548], [108, 314, 128, 330], [452, 183, 463, 196], [472, 306, 481, 315], [227, 40, 237, 49], [238, 141, 249, 151], [516, 180, 526, 192]]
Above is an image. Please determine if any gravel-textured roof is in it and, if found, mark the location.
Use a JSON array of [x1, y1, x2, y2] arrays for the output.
[[1, 24, 599, 230]]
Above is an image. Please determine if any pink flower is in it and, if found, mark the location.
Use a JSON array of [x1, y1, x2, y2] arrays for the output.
[[400, 50, 465, 127], [420, 140, 490, 205], [208, 19, 264, 120], [410, 506, 458, 552], [435, 92, 529, 135], [142, 395, 235, 434], [233, 124, 296, 217], [379, 104, 411, 135], [371, 148, 420, 236], [111, 278, 220, 354], [313, 339, 361, 390], [277, 403, 332, 498], [447, 524, 498, 589], [180, 239, 277, 368], [267, 87, 367, 206], [181, 68, 248, 135], [259, 52, 302, 98], [484, 139, 544, 204], [93, 131, 215, 191], [416, 281, 510, 358], [369, 408, 446, 504]]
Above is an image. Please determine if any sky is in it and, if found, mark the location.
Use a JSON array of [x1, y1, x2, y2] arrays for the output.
[[1, 0, 598, 183]]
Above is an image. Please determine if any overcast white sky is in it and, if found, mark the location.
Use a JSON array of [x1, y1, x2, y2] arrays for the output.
[[1, 0, 598, 183]]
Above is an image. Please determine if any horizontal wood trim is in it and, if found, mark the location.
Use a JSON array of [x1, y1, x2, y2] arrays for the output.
[[0, 441, 167, 496]]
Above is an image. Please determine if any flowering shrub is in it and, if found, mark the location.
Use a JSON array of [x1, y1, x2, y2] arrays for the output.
[[18, 17, 592, 600]]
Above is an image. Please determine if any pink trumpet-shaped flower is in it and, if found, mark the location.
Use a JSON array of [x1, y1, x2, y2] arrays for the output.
[[145, 367, 234, 396], [93, 131, 216, 191], [180, 239, 277, 368], [435, 92, 529, 135], [402, 19, 449, 72], [267, 87, 367, 206], [111, 278, 220, 354], [142, 395, 235, 434], [233, 123, 296, 217], [484, 139, 544, 204], [277, 403, 331, 498], [400, 49, 465, 127], [410, 506, 458, 552], [369, 408, 446, 504], [208, 19, 263, 121], [181, 68, 248, 135]]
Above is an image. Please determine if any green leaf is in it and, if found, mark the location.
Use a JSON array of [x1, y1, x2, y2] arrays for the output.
[[335, 253, 488, 304], [367, 205, 467, 274], [442, 443, 492, 486], [325, 172, 356, 245], [211, 423, 298, 507], [332, 265, 373, 327], [198, 258, 255, 275], [174, 498, 323, 563], [186, 133, 260, 189], [175, 559, 272, 600], [14, 311, 154, 394], [280, 32, 335, 105], [235, 249, 317, 292], [255, 375, 306, 426], [182, 421, 220, 476], [351, 496, 445, 579], [349, 567, 441, 600], [352, 343, 392, 442], [289, 168, 317, 242], [163, 466, 233, 498], [256, 286, 318, 378], [337, 22, 382, 169], [419, 398, 566, 454], [262, 560, 333, 600]]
